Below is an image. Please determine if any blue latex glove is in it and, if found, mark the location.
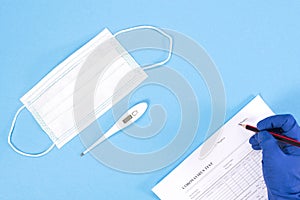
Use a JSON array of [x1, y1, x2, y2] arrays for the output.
[[249, 114, 300, 200]]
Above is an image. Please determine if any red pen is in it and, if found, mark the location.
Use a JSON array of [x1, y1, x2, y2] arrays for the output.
[[239, 123, 300, 148]]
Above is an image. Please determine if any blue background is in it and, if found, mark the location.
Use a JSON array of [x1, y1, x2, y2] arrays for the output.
[[1, 0, 300, 199]]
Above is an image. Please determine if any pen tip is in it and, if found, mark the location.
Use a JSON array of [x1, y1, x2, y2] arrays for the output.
[[238, 123, 246, 128], [238, 118, 248, 126], [80, 152, 84, 157]]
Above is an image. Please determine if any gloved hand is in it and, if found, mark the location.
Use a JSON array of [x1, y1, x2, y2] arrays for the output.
[[249, 114, 300, 200]]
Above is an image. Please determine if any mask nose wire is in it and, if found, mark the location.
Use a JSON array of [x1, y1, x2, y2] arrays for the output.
[[8, 105, 55, 157], [113, 25, 173, 70]]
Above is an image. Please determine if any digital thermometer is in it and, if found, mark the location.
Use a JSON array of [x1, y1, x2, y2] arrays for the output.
[[81, 102, 148, 157]]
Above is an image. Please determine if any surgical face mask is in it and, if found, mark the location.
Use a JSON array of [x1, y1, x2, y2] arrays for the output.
[[8, 26, 173, 157]]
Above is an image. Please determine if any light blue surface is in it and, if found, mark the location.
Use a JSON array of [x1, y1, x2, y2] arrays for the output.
[[1, 0, 300, 199]]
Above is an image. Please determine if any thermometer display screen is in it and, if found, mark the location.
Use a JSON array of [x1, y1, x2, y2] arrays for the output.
[[122, 115, 133, 123]]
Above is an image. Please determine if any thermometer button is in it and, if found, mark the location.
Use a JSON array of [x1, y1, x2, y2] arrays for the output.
[[132, 110, 138, 116]]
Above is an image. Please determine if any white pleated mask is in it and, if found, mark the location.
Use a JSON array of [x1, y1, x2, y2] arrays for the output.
[[8, 26, 172, 157]]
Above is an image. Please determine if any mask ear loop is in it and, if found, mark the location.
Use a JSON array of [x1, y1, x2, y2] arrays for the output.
[[113, 25, 173, 70], [8, 105, 55, 157]]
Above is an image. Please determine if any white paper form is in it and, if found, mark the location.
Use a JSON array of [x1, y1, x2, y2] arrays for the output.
[[152, 95, 274, 200]]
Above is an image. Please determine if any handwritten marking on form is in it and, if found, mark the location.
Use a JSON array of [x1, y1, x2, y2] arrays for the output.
[[152, 96, 272, 200]]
